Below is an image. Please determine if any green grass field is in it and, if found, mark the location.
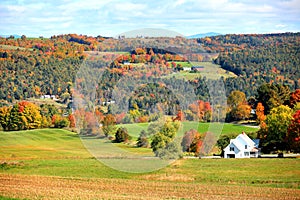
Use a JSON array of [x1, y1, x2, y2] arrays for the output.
[[0, 129, 299, 199], [165, 62, 237, 80], [174, 61, 193, 68], [118, 122, 258, 139]]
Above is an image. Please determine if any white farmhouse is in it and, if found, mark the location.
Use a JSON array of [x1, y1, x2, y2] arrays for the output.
[[224, 132, 259, 158]]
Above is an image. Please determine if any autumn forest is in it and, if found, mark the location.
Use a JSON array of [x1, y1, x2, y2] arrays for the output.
[[0, 32, 299, 154]]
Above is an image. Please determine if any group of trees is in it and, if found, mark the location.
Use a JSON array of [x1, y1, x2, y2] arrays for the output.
[[210, 33, 300, 97], [255, 87, 300, 153], [0, 36, 84, 102], [0, 101, 74, 131], [226, 90, 251, 121]]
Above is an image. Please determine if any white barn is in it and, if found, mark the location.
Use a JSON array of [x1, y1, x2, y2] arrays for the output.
[[224, 132, 259, 158]]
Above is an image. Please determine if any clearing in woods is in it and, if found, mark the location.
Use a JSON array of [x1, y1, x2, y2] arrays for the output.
[[0, 129, 299, 199], [164, 62, 237, 80]]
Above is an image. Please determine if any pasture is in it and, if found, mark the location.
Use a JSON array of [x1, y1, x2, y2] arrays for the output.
[[0, 129, 299, 199], [165, 62, 237, 80], [118, 122, 259, 139]]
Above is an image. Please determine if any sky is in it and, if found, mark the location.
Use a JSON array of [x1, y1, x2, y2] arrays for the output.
[[1, 0, 300, 37]]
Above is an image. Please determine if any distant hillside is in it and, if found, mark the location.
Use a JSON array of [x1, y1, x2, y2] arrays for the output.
[[186, 32, 221, 39], [197, 32, 300, 97], [0, 32, 299, 103]]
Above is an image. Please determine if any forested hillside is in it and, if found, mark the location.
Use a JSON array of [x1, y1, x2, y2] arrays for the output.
[[0, 32, 299, 103], [1, 32, 300, 153], [0, 34, 106, 102], [197, 33, 300, 97]]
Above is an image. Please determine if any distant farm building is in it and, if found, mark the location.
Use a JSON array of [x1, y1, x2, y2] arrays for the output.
[[102, 100, 116, 106], [183, 67, 191, 71], [40, 95, 59, 101], [224, 132, 260, 158]]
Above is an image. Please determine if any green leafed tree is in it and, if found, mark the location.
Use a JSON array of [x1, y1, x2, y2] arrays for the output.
[[155, 139, 183, 160], [151, 119, 180, 155], [256, 84, 290, 114], [115, 127, 130, 143], [217, 135, 231, 157], [261, 105, 293, 152]]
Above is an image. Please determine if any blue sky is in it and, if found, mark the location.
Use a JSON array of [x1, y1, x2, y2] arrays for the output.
[[1, 0, 300, 37]]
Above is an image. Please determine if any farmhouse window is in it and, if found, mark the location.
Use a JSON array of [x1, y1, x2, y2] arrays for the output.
[[245, 145, 247, 149], [230, 147, 234, 151]]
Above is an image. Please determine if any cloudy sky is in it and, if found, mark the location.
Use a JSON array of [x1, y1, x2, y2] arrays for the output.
[[1, 0, 300, 37]]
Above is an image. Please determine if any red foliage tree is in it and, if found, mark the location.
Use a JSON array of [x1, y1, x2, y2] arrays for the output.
[[173, 110, 184, 121], [68, 114, 76, 128], [115, 112, 126, 124], [287, 110, 300, 152], [290, 89, 300, 108], [181, 129, 200, 152]]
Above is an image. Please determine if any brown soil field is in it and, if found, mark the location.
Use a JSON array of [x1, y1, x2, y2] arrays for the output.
[[1, 174, 299, 200]]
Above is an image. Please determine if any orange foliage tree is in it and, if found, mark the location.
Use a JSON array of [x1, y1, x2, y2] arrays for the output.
[[256, 102, 266, 125], [290, 89, 300, 108]]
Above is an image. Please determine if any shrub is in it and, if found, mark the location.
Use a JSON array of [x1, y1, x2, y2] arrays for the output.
[[137, 130, 149, 147], [54, 117, 70, 128], [156, 139, 183, 159], [114, 127, 130, 143]]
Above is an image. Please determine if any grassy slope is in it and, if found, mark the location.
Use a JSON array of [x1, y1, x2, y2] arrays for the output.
[[0, 129, 299, 199], [118, 122, 258, 139]]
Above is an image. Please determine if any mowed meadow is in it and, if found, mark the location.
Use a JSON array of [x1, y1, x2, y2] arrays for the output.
[[0, 128, 300, 199]]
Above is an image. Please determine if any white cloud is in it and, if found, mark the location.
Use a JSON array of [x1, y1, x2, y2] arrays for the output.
[[275, 24, 287, 28], [0, 0, 299, 37], [6, 5, 26, 12]]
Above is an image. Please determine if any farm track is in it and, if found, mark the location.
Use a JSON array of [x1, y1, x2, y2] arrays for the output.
[[0, 174, 299, 200]]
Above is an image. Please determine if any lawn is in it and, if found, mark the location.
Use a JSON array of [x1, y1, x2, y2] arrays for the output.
[[0, 129, 299, 199], [118, 122, 258, 139]]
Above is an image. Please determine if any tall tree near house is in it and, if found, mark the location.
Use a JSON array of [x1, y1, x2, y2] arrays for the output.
[[256, 83, 290, 114], [286, 110, 300, 152], [227, 90, 251, 121], [227, 90, 247, 109], [262, 105, 293, 152], [256, 102, 266, 126], [232, 103, 252, 120]]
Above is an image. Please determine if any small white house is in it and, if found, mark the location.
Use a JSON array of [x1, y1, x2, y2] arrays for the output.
[[183, 67, 191, 71], [224, 132, 259, 158]]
